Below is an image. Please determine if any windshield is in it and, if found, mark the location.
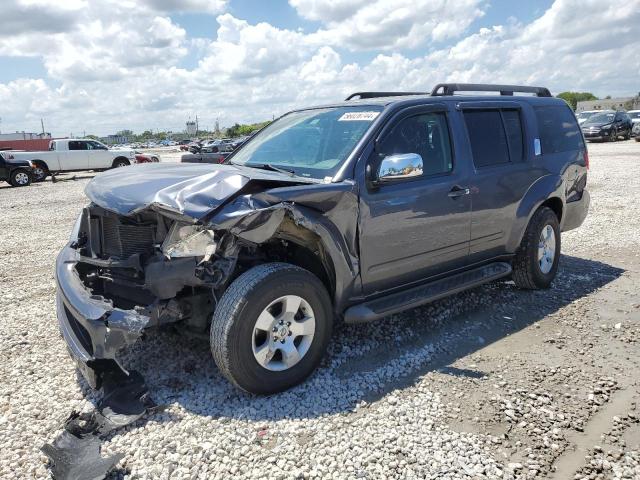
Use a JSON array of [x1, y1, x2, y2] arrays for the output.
[[586, 112, 615, 123], [229, 106, 383, 178], [576, 112, 594, 119]]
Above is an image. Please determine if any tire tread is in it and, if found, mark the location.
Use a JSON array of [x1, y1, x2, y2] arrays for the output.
[[512, 207, 559, 290]]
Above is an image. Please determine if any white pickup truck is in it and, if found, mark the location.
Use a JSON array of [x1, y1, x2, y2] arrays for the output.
[[10, 139, 135, 181]]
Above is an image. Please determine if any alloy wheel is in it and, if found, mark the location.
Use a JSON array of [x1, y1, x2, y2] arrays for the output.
[[537, 225, 556, 274], [14, 172, 30, 185], [251, 295, 316, 371]]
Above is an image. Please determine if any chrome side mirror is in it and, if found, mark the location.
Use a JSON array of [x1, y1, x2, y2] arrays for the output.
[[376, 153, 424, 183]]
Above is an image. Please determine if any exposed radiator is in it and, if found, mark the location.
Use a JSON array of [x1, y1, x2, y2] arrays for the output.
[[100, 216, 155, 258]]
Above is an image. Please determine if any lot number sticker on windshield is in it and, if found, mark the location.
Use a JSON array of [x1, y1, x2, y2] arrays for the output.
[[338, 111, 380, 122]]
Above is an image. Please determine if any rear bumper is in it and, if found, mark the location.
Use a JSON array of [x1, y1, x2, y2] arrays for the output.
[[55, 244, 151, 388], [562, 190, 590, 232]]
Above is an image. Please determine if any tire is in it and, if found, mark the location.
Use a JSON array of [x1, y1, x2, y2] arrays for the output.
[[624, 129, 631, 140], [512, 207, 561, 290], [9, 169, 32, 187], [608, 130, 617, 142], [31, 162, 49, 182], [112, 158, 130, 168], [211, 263, 333, 394], [635, 136, 640, 142]]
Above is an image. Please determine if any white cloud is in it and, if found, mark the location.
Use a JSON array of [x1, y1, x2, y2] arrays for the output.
[[140, 0, 227, 13], [0, 0, 639, 136], [289, 0, 369, 23], [297, 0, 485, 50], [197, 14, 314, 79]]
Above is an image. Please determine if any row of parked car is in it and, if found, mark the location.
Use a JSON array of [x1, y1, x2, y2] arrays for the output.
[[577, 109, 640, 142], [0, 139, 160, 187], [179, 136, 251, 164]]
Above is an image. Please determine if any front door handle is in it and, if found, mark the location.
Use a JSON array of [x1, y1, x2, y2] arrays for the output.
[[448, 185, 470, 198]]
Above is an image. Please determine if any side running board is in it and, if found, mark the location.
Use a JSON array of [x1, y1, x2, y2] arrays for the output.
[[344, 262, 512, 324]]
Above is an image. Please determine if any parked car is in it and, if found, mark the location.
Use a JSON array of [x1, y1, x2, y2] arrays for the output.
[[628, 110, 640, 136], [581, 111, 633, 142], [10, 139, 135, 181], [0, 152, 34, 187], [55, 83, 589, 395], [180, 150, 229, 164], [575, 110, 599, 125], [230, 136, 250, 150], [180, 141, 200, 152], [633, 122, 640, 141], [134, 152, 160, 164]]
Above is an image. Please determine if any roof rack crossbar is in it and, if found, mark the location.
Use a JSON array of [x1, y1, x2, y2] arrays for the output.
[[345, 91, 428, 101], [430, 83, 552, 97]]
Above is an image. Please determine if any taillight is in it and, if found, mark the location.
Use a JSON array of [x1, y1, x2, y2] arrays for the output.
[[584, 149, 589, 169]]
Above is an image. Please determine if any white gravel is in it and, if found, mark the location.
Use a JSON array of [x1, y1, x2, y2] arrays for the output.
[[0, 140, 638, 479]]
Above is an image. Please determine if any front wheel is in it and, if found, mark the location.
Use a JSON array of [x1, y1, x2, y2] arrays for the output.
[[9, 169, 32, 187], [608, 129, 617, 142], [512, 207, 560, 289], [210, 263, 333, 394]]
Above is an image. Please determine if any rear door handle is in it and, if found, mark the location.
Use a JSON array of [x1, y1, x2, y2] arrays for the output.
[[448, 185, 470, 198]]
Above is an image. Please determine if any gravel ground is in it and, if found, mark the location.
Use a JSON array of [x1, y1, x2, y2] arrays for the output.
[[0, 140, 638, 479]]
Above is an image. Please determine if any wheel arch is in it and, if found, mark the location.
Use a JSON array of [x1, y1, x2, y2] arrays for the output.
[[508, 174, 565, 253], [277, 220, 336, 297], [31, 159, 49, 170]]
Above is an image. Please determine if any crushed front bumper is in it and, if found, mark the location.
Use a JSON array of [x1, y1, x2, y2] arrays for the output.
[[55, 243, 151, 389]]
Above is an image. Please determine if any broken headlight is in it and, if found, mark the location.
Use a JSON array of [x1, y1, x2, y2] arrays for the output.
[[162, 223, 216, 259]]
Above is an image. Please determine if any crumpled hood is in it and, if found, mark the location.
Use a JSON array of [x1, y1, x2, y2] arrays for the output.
[[85, 162, 308, 220]]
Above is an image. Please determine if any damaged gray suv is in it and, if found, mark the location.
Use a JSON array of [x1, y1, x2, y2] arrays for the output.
[[56, 84, 590, 394]]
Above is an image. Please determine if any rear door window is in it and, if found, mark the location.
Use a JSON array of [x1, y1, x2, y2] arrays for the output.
[[534, 105, 584, 154], [501, 110, 524, 164], [69, 141, 88, 151], [463, 109, 524, 168]]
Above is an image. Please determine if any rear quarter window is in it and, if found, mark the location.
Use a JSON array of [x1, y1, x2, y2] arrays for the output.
[[535, 105, 584, 154]]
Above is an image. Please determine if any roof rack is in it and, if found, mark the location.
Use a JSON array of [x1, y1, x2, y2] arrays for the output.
[[430, 83, 552, 97], [345, 91, 427, 101]]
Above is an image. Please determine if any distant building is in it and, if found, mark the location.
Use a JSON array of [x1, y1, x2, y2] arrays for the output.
[[577, 97, 640, 112], [0, 132, 54, 151], [186, 121, 197, 136], [101, 134, 130, 145], [0, 131, 51, 141]]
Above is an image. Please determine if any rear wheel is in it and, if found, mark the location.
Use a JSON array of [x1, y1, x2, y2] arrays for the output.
[[512, 207, 560, 289], [210, 263, 333, 394], [112, 158, 130, 168], [9, 169, 32, 187], [32, 162, 48, 182], [623, 128, 631, 140]]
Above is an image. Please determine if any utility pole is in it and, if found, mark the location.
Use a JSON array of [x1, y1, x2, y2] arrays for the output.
[[195, 115, 199, 136], [41, 118, 45, 136]]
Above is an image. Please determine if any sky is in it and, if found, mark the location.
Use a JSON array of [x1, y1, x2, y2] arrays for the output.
[[0, 0, 638, 137]]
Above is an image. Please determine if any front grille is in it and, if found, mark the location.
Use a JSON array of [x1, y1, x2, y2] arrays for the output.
[[101, 216, 155, 258]]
